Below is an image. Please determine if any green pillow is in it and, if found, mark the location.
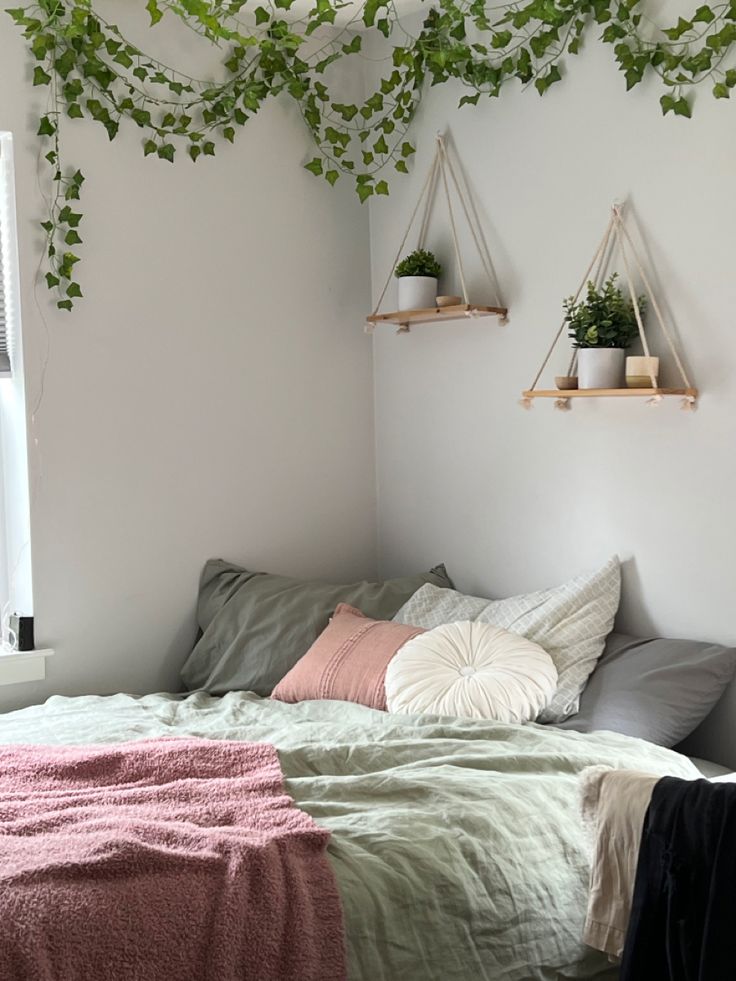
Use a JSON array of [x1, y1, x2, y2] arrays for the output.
[[181, 559, 453, 696]]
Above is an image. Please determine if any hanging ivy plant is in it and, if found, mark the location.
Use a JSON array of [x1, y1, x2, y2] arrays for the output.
[[7, 0, 736, 311]]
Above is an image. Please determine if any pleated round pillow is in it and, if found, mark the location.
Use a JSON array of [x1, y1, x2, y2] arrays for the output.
[[384, 621, 558, 723]]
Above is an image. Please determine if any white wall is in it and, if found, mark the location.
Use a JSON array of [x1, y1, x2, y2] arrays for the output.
[[370, 41, 736, 645], [0, 9, 376, 709]]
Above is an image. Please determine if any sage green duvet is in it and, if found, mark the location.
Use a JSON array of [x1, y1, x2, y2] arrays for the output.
[[0, 691, 698, 980]]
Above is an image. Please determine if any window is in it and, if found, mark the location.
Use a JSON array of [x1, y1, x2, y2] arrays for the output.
[[0, 137, 12, 377], [0, 132, 34, 650]]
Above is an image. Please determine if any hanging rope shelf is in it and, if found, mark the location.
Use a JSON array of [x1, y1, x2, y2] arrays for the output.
[[366, 133, 508, 334], [521, 204, 698, 411]]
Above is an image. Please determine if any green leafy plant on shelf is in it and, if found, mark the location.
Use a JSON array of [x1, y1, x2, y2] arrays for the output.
[[565, 274, 645, 348], [7, 0, 736, 311], [395, 249, 442, 279]]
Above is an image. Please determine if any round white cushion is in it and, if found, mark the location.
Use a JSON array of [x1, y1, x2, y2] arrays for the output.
[[384, 621, 558, 723]]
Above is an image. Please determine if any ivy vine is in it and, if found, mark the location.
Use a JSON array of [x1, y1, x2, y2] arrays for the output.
[[7, 0, 736, 310]]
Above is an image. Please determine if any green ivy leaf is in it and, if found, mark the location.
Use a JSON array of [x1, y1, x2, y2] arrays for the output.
[[363, 0, 388, 28], [325, 169, 339, 185], [375, 180, 389, 195], [146, 0, 164, 25], [144, 139, 157, 156], [374, 135, 389, 155], [304, 157, 323, 176], [459, 93, 481, 107], [37, 115, 56, 137], [131, 108, 152, 128], [333, 103, 358, 121], [59, 207, 82, 228], [57, 299, 73, 312], [66, 282, 83, 298], [157, 143, 176, 162], [713, 81, 730, 98], [33, 66, 51, 86], [535, 64, 562, 94], [55, 49, 76, 79], [67, 103, 84, 119], [45, 272, 60, 289], [65, 229, 83, 245]]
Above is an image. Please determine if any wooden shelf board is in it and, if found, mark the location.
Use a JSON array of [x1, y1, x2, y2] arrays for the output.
[[367, 304, 508, 327], [523, 387, 698, 399]]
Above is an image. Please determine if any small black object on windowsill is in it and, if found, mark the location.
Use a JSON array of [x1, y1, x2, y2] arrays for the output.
[[8, 614, 34, 652]]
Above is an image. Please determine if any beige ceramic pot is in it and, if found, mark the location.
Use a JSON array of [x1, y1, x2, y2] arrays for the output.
[[626, 356, 660, 388]]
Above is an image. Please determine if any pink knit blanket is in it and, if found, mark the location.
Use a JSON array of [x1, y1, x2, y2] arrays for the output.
[[0, 738, 346, 981]]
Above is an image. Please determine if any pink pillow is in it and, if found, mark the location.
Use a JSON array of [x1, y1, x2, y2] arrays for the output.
[[271, 604, 425, 710]]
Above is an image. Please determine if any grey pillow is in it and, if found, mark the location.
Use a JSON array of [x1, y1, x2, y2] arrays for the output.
[[181, 559, 453, 696], [557, 632, 736, 747]]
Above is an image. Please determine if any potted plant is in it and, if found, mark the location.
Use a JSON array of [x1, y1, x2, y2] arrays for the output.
[[395, 249, 442, 311], [565, 274, 645, 389]]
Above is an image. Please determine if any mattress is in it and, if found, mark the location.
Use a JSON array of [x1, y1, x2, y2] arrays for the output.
[[0, 690, 701, 981], [688, 756, 731, 778]]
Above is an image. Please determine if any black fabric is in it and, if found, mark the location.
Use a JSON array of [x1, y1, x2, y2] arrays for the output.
[[621, 776, 736, 981]]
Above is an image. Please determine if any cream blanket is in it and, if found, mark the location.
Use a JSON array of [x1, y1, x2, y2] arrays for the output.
[[579, 767, 660, 960]]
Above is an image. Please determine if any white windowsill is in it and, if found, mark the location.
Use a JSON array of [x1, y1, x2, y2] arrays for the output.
[[0, 646, 54, 686]]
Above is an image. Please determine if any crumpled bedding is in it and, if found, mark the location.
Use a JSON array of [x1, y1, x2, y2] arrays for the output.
[[0, 690, 699, 981]]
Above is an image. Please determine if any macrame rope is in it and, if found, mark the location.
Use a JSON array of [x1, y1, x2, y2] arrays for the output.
[[438, 135, 504, 309], [613, 207, 694, 391], [594, 215, 617, 287], [368, 148, 442, 321], [612, 211, 658, 389], [560, 220, 616, 377], [525, 211, 616, 394], [436, 136, 470, 304], [417, 154, 439, 251]]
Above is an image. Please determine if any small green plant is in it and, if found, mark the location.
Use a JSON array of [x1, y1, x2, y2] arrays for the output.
[[395, 249, 442, 279], [565, 274, 646, 349]]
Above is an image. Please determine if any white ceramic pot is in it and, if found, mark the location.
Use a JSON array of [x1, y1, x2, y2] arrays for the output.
[[577, 348, 626, 389], [626, 355, 660, 389], [398, 276, 438, 311]]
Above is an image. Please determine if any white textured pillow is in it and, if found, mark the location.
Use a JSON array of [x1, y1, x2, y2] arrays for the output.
[[393, 557, 620, 724], [385, 621, 557, 723]]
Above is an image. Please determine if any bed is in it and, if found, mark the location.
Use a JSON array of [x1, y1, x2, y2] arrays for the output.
[[0, 688, 705, 981], [4, 557, 734, 978]]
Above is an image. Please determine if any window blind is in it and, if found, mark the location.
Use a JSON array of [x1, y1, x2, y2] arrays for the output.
[[0, 138, 13, 377]]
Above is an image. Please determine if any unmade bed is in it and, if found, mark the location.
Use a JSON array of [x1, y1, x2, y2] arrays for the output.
[[0, 688, 702, 981]]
